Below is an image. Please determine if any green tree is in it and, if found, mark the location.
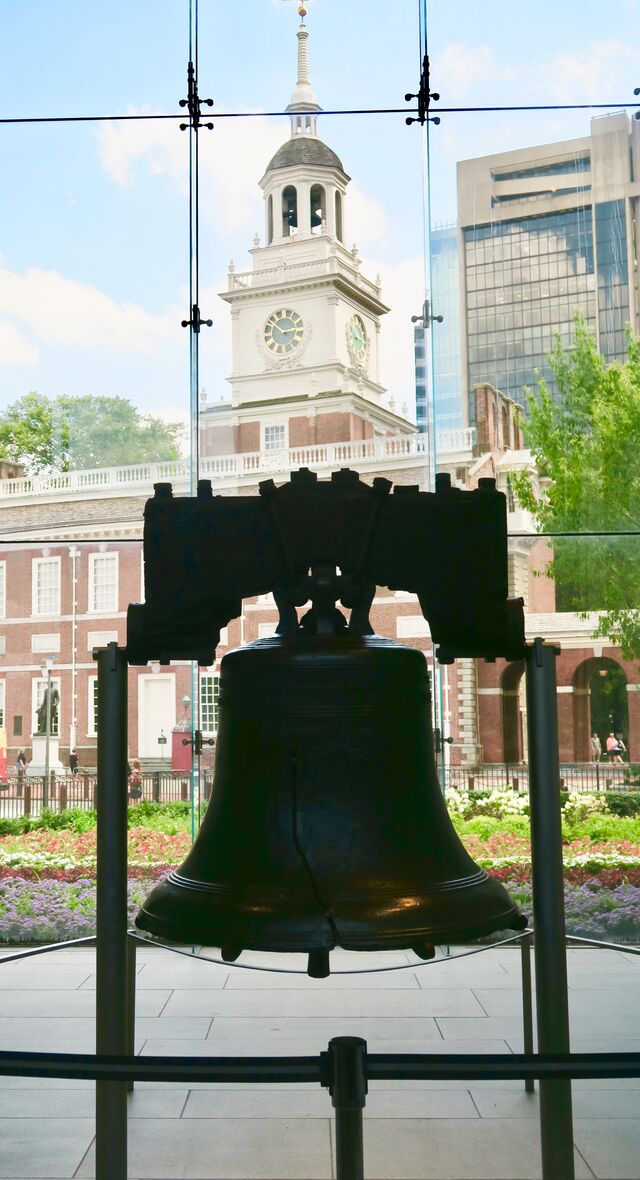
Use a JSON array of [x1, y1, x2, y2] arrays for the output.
[[513, 315, 640, 658], [0, 393, 183, 473]]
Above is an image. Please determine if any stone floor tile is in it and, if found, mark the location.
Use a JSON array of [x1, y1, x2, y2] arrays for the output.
[[415, 961, 513, 990], [470, 1087, 640, 1120], [573, 1118, 640, 1179], [183, 1087, 478, 1120], [76, 1117, 333, 1178], [203, 1016, 442, 1054], [0, 988, 169, 1018], [223, 968, 422, 989], [0, 1077, 95, 1091], [436, 1017, 524, 1042], [0, 1118, 94, 1178], [0, 1087, 186, 1119], [134, 1018, 212, 1040], [161, 987, 484, 1019], [361, 1117, 591, 1178], [0, 966, 93, 990], [81, 965, 230, 991]]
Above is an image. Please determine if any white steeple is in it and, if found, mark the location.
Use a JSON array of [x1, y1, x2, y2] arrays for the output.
[[287, 4, 321, 138]]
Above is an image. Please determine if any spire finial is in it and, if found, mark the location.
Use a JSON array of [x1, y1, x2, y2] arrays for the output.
[[286, 0, 321, 136]]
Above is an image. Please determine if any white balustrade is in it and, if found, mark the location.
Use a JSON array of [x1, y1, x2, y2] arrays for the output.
[[0, 430, 475, 505]]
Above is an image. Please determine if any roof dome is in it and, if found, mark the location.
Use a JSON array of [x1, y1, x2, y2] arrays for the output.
[[265, 136, 348, 177]]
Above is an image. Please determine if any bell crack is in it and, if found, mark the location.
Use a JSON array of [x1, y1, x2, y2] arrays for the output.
[[289, 752, 338, 946]]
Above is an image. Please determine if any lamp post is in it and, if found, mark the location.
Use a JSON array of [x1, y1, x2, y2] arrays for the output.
[[42, 656, 54, 809]]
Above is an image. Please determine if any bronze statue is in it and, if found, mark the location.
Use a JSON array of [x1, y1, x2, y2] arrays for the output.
[[36, 687, 59, 735]]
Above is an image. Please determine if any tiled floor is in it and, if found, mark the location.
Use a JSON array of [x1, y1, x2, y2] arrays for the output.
[[0, 943, 638, 1179]]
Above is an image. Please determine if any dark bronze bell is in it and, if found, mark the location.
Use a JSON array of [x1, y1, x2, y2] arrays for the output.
[[136, 588, 524, 975]]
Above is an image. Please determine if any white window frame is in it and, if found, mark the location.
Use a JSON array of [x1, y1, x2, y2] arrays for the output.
[[87, 675, 98, 738], [263, 422, 288, 452], [88, 552, 119, 614], [200, 672, 220, 736], [32, 557, 61, 618], [32, 677, 61, 737], [0, 562, 6, 619], [0, 680, 5, 730]]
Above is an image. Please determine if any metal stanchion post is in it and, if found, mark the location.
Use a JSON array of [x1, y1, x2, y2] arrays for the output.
[[323, 1037, 367, 1180], [95, 643, 129, 1180], [520, 932, 535, 1094], [525, 639, 575, 1180], [127, 935, 137, 1094]]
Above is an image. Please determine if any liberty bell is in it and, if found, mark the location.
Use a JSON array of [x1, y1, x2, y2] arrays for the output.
[[130, 469, 526, 976], [135, 553, 525, 976]]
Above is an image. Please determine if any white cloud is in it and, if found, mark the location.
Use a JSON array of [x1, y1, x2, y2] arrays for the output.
[[433, 44, 498, 98], [0, 267, 179, 353], [98, 108, 285, 235], [0, 319, 40, 367], [360, 253, 424, 413], [433, 39, 639, 105], [346, 185, 389, 253]]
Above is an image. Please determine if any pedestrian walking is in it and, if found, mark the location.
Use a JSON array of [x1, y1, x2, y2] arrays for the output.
[[590, 732, 602, 762]]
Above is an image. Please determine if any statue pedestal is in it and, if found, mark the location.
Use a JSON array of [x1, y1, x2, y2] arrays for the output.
[[28, 735, 64, 777]]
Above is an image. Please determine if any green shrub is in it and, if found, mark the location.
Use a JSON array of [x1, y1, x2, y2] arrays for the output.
[[564, 814, 640, 843], [605, 792, 640, 818], [0, 800, 197, 837]]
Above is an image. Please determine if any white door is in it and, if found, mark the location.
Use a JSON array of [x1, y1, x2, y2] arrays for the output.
[[138, 675, 176, 758]]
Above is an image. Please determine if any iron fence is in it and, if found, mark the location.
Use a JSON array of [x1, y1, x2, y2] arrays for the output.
[[444, 762, 639, 794], [0, 770, 214, 818]]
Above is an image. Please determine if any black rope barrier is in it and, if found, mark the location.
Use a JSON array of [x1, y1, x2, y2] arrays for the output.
[[0, 1048, 638, 1085]]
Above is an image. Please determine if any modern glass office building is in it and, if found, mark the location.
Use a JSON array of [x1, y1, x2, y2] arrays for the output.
[[415, 224, 464, 435], [430, 224, 464, 430], [458, 113, 639, 418]]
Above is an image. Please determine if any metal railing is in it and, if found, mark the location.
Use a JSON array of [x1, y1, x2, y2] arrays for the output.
[[0, 770, 213, 817], [445, 762, 639, 794]]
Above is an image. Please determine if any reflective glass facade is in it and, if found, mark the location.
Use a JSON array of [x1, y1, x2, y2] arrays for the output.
[[595, 199, 630, 362], [464, 207, 597, 413], [430, 225, 463, 429]]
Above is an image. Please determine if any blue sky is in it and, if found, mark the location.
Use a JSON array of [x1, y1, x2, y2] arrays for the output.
[[0, 0, 638, 445]]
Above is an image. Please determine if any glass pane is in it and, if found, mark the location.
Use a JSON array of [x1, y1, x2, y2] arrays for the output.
[[0, 1, 186, 116], [0, 540, 216, 813], [0, 116, 189, 478]]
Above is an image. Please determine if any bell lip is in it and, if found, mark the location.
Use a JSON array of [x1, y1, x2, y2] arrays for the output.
[[134, 909, 524, 952]]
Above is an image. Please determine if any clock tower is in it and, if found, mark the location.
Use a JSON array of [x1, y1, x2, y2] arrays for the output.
[[202, 4, 415, 458]]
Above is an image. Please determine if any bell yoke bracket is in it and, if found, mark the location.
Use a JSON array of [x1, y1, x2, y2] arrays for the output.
[[126, 466, 525, 666]]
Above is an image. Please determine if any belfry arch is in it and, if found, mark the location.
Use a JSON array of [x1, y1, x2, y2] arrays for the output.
[[501, 660, 526, 764], [573, 656, 629, 762]]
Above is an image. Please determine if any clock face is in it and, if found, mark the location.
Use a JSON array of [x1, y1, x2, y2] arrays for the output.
[[348, 314, 368, 361], [264, 308, 304, 355]]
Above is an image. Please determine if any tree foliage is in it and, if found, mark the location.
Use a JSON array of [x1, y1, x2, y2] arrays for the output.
[[0, 393, 183, 473], [513, 315, 640, 658]]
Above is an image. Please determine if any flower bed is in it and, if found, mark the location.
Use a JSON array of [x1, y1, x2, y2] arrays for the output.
[[0, 875, 638, 945], [0, 799, 637, 943]]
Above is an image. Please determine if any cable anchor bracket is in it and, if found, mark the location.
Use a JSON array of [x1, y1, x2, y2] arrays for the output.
[[179, 61, 214, 131], [181, 304, 213, 332], [411, 298, 443, 328], [181, 730, 215, 757], [405, 54, 439, 125]]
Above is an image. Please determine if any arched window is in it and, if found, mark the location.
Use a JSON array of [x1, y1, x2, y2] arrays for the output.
[[267, 195, 273, 245], [282, 186, 298, 236], [310, 184, 326, 233], [335, 191, 343, 241], [501, 405, 510, 449]]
